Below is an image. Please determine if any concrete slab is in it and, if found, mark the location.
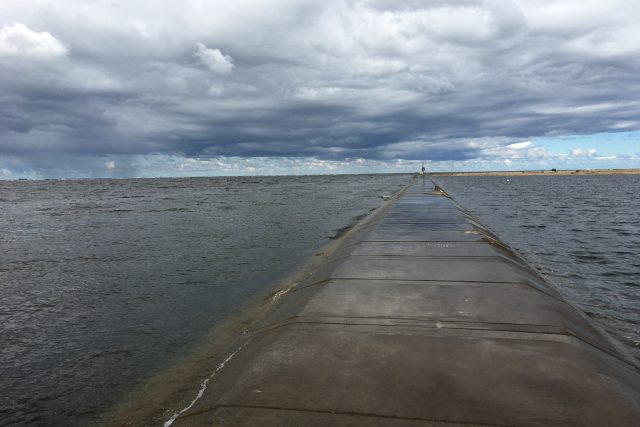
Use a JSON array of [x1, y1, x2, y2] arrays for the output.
[[328, 256, 557, 296], [389, 205, 465, 212], [267, 279, 615, 354], [383, 212, 470, 221], [176, 325, 640, 427], [349, 241, 516, 259], [384, 213, 470, 221], [377, 221, 474, 230], [364, 229, 489, 242], [178, 406, 484, 427], [171, 182, 640, 427], [393, 199, 457, 207]]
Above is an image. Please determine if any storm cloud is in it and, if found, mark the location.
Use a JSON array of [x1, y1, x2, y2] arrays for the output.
[[1, 0, 639, 177]]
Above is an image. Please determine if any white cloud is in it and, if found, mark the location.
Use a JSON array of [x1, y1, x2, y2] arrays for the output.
[[570, 148, 597, 157], [0, 23, 67, 58], [610, 121, 637, 129], [194, 42, 234, 74], [472, 139, 553, 161], [1, 1, 640, 177], [507, 141, 533, 150], [208, 84, 224, 96], [105, 159, 116, 170]]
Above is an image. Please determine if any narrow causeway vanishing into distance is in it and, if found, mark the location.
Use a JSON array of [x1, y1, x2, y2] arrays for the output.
[[170, 180, 640, 426]]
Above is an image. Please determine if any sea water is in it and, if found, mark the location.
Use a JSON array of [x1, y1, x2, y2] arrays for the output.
[[0, 175, 407, 425], [435, 174, 640, 362], [1, 173, 638, 425]]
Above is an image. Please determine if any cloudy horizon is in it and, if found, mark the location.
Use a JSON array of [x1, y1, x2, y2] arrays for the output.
[[1, 0, 639, 179]]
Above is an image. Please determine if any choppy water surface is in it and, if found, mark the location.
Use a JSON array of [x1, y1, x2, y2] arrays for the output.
[[0, 175, 408, 425], [2, 174, 639, 425], [434, 174, 640, 362]]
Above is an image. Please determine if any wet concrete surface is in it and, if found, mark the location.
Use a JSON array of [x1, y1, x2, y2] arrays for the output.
[[172, 181, 640, 426]]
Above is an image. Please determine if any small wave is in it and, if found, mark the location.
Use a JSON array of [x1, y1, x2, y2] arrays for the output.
[[601, 271, 624, 278], [143, 207, 192, 213]]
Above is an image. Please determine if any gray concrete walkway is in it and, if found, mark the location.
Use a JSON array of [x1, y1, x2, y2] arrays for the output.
[[173, 181, 640, 426]]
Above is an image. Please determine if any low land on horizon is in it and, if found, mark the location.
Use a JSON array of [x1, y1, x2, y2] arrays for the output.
[[430, 168, 640, 177]]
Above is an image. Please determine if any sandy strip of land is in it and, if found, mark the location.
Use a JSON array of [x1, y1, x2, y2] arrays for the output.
[[430, 168, 640, 177]]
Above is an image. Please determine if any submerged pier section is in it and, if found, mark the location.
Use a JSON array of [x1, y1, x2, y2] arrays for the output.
[[174, 182, 640, 426]]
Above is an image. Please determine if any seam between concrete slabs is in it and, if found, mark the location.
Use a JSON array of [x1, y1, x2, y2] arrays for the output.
[[291, 277, 564, 303], [250, 321, 638, 370], [178, 404, 520, 427]]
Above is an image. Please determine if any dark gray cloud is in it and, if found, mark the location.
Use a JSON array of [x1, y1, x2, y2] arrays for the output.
[[1, 0, 639, 177]]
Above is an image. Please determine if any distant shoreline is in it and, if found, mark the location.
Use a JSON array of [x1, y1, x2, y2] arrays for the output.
[[430, 168, 640, 177], [3, 169, 640, 181]]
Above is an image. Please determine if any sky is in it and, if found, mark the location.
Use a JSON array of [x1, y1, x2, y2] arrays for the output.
[[1, 0, 639, 179]]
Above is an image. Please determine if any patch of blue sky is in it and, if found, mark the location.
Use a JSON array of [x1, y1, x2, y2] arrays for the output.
[[533, 131, 640, 157]]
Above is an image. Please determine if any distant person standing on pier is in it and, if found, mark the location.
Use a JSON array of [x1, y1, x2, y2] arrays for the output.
[[419, 164, 426, 176]]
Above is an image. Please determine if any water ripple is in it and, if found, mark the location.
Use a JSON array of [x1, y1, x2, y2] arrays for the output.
[[0, 175, 408, 425], [435, 174, 640, 364]]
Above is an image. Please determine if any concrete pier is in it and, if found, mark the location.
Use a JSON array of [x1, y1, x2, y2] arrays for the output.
[[173, 181, 640, 426]]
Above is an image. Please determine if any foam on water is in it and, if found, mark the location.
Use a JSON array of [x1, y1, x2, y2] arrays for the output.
[[163, 339, 251, 427]]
